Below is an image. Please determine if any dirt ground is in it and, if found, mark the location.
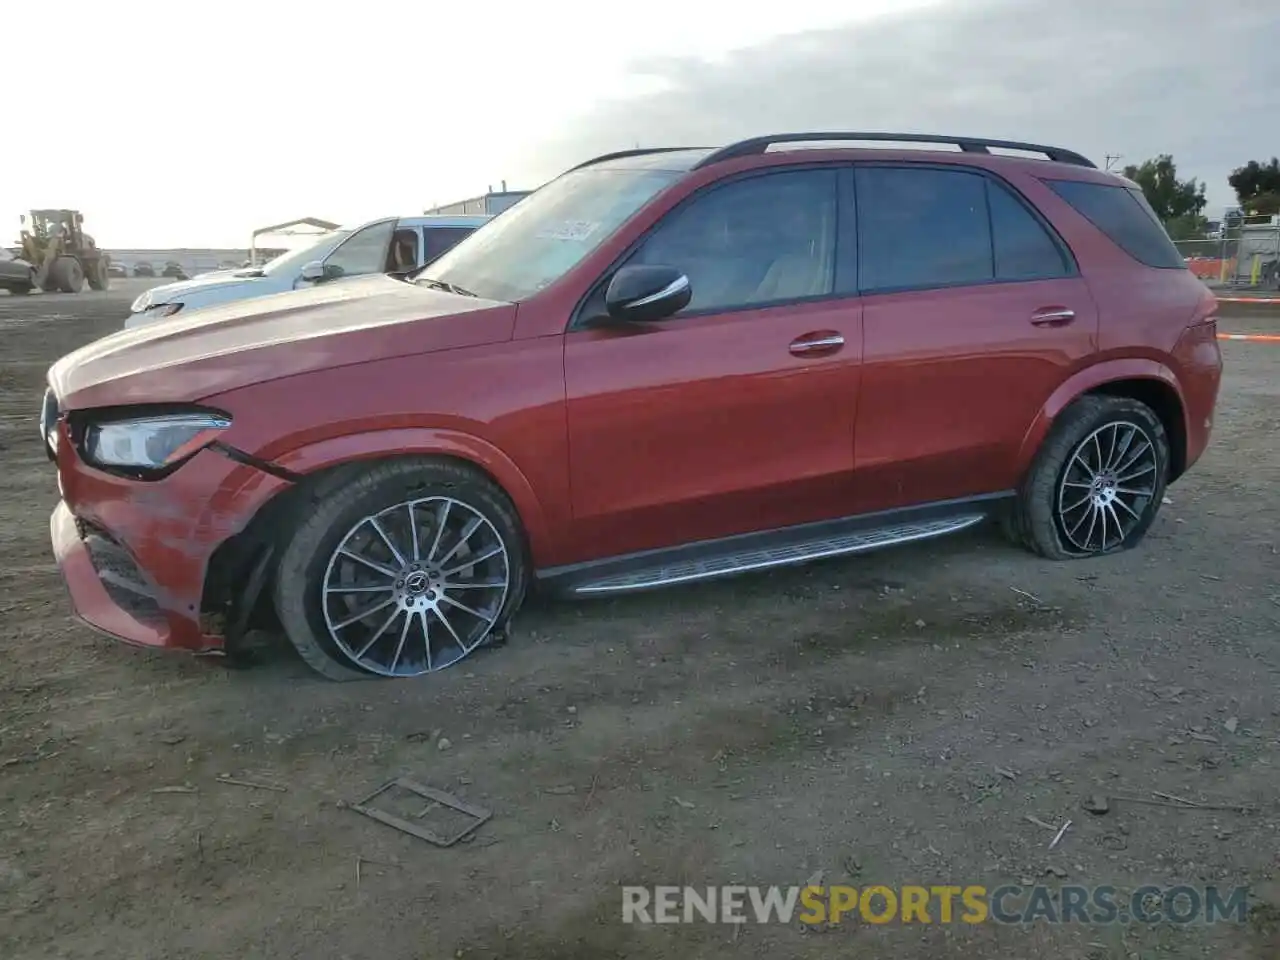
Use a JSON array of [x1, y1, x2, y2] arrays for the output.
[[1, 281, 1278, 960]]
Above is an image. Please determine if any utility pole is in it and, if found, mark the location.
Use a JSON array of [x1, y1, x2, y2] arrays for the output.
[[1104, 153, 1123, 172]]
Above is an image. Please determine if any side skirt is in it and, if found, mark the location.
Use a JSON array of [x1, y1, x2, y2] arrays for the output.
[[535, 492, 1014, 598]]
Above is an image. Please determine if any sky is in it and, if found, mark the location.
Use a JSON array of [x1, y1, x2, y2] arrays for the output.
[[6, 0, 1278, 248]]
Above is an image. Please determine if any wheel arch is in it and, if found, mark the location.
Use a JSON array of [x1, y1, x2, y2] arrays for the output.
[[270, 429, 554, 555], [1017, 359, 1188, 484], [199, 432, 555, 644]]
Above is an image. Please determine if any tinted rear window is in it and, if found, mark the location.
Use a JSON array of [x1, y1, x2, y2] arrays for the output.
[[423, 226, 476, 263], [854, 167, 1073, 292], [988, 179, 1072, 280], [856, 167, 993, 291], [1044, 179, 1185, 269]]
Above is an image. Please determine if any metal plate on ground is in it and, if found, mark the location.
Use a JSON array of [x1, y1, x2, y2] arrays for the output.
[[349, 777, 491, 847]]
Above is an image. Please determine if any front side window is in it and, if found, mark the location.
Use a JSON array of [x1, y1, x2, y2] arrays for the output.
[[322, 220, 396, 278], [624, 169, 838, 314], [857, 167, 992, 292], [417, 167, 683, 302]]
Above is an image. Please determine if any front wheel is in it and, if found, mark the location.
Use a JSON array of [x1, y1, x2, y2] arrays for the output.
[[51, 256, 84, 293], [1002, 395, 1169, 560], [273, 458, 528, 680]]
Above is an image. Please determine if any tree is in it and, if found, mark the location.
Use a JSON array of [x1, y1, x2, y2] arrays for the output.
[[1121, 155, 1208, 221], [1163, 214, 1210, 242], [1227, 158, 1280, 215]]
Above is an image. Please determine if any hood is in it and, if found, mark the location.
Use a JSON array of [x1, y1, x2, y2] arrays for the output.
[[50, 273, 515, 409], [135, 271, 269, 307]]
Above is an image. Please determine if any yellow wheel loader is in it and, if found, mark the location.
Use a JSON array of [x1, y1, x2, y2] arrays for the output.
[[16, 210, 111, 293]]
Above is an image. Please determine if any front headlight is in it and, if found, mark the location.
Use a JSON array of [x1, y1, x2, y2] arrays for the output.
[[82, 412, 231, 471], [130, 291, 152, 312]]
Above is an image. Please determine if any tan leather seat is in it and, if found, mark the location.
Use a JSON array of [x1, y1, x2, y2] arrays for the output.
[[750, 252, 827, 302], [389, 233, 417, 271]]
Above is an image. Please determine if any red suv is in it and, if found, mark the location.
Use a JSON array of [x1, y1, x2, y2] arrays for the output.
[[43, 132, 1223, 681]]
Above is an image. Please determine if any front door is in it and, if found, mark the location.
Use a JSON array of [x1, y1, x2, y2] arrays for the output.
[[562, 167, 864, 562], [849, 164, 1100, 514]]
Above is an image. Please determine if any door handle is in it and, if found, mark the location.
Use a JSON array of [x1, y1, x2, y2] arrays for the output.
[[789, 333, 845, 356], [1030, 307, 1076, 327]]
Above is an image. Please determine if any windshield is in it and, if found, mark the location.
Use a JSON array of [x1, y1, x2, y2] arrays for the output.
[[248, 230, 351, 277], [417, 167, 682, 302], [31, 213, 68, 236]]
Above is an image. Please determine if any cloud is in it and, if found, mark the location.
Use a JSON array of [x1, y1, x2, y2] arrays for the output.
[[514, 0, 1280, 210]]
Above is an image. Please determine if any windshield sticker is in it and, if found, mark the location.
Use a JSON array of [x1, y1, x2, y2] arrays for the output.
[[536, 220, 600, 242]]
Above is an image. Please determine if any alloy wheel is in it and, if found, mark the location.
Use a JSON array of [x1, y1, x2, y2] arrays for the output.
[[1055, 420, 1160, 554], [321, 496, 510, 677]]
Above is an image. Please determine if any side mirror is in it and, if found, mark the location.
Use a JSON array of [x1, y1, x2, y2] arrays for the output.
[[300, 260, 342, 282], [603, 264, 692, 322]]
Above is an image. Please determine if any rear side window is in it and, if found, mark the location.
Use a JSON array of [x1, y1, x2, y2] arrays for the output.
[[855, 167, 1072, 292], [1044, 179, 1185, 269], [988, 180, 1072, 280], [423, 226, 476, 264], [856, 167, 992, 291]]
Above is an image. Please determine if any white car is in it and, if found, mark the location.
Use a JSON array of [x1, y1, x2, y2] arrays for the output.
[[125, 214, 489, 328]]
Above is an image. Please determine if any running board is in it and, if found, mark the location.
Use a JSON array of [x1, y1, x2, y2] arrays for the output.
[[555, 512, 989, 597]]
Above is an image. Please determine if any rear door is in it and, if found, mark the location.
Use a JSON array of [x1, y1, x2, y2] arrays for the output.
[[849, 164, 1099, 514]]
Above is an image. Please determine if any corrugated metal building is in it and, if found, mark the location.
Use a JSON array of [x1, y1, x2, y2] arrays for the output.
[[425, 186, 531, 217]]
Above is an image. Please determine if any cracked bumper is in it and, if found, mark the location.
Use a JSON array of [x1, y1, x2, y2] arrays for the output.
[[49, 429, 291, 653]]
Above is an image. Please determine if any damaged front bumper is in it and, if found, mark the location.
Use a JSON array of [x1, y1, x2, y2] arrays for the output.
[[47, 417, 291, 653]]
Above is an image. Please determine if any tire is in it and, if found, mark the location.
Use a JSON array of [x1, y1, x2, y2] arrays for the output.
[[1001, 395, 1169, 560], [87, 259, 110, 291], [51, 256, 84, 293], [273, 458, 528, 681], [7, 281, 32, 296]]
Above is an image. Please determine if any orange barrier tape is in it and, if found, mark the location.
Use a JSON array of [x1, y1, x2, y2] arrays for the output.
[[1217, 333, 1280, 342], [1216, 296, 1280, 304]]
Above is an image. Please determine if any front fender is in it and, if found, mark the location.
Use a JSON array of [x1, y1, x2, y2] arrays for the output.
[[270, 427, 555, 564], [1014, 358, 1185, 478]]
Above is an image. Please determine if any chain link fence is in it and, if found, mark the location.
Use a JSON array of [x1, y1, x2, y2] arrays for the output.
[[1173, 220, 1280, 290]]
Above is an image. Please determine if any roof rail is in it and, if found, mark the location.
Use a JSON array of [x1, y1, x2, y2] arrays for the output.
[[691, 132, 1096, 170], [568, 146, 704, 172]]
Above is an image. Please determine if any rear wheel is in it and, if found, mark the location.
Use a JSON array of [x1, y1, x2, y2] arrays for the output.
[[87, 259, 110, 291], [1002, 395, 1169, 560], [273, 458, 528, 681]]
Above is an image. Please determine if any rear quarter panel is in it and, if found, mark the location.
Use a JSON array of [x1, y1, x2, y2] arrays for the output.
[[1011, 170, 1221, 474]]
